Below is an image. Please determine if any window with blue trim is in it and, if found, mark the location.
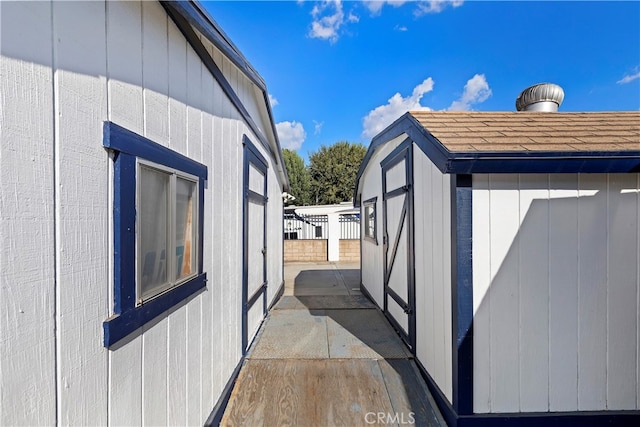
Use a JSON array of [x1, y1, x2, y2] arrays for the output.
[[102, 122, 207, 347]]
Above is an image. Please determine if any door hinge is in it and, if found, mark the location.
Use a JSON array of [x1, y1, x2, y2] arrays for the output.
[[261, 247, 267, 255]]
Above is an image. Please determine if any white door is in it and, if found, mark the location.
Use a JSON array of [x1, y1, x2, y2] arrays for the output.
[[242, 138, 268, 353], [381, 141, 415, 350]]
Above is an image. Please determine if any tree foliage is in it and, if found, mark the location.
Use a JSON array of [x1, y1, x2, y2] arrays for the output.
[[282, 148, 312, 205], [308, 141, 367, 205]]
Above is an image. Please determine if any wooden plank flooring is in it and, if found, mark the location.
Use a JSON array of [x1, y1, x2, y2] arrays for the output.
[[221, 296, 446, 426]]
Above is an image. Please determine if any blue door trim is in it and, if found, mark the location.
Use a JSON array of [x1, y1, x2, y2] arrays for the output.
[[380, 138, 415, 351], [241, 136, 268, 354]]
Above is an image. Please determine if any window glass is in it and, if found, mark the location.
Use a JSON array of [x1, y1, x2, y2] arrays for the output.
[[139, 165, 170, 299], [364, 200, 376, 241], [176, 177, 197, 281]]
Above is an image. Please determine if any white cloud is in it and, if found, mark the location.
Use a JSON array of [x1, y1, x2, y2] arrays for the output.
[[362, 77, 434, 139], [276, 121, 307, 150], [309, 0, 358, 43], [268, 94, 279, 107], [313, 120, 324, 135], [364, 0, 461, 16], [394, 24, 408, 32], [448, 74, 492, 111], [415, 0, 464, 15], [308, 1, 461, 42], [617, 68, 640, 84], [364, 1, 408, 15]]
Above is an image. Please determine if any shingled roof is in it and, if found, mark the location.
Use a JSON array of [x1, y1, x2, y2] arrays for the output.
[[410, 111, 640, 153], [355, 111, 640, 203]]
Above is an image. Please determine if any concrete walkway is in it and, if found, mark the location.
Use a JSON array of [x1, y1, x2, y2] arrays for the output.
[[221, 262, 446, 426]]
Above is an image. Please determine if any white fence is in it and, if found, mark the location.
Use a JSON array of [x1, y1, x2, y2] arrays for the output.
[[283, 213, 360, 240]]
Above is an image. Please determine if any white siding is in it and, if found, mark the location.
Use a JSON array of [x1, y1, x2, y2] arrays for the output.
[[53, 2, 110, 424], [0, 1, 56, 425], [0, 1, 285, 425], [472, 173, 640, 413], [106, 2, 144, 426], [359, 135, 406, 308], [412, 145, 453, 403]]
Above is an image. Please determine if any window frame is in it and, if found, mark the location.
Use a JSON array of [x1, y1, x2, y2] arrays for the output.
[[102, 122, 207, 347], [135, 159, 200, 304], [363, 197, 378, 244]]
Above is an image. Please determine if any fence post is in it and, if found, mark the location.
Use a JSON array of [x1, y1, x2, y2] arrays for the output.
[[327, 213, 340, 261]]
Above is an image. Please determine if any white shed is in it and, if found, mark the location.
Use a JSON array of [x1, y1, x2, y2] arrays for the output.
[[0, 1, 288, 425], [355, 109, 640, 426]]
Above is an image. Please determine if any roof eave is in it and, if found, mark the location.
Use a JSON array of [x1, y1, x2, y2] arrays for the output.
[[162, 0, 290, 191], [356, 112, 640, 204]]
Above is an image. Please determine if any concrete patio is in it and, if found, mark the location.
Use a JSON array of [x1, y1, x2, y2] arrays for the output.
[[220, 262, 446, 426]]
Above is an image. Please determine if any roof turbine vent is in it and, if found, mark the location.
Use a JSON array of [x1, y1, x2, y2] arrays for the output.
[[516, 83, 565, 112]]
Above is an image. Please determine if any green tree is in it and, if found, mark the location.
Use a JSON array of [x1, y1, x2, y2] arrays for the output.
[[308, 141, 367, 205], [282, 148, 312, 205]]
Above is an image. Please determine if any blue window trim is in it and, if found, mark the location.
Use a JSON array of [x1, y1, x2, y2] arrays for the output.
[[102, 121, 207, 347]]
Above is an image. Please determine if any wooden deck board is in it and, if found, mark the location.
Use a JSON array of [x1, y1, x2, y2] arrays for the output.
[[326, 309, 412, 359], [249, 309, 329, 359], [273, 295, 376, 310], [378, 359, 447, 426], [221, 359, 395, 427], [221, 292, 445, 426]]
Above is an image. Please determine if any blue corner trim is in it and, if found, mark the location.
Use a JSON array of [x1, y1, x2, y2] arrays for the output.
[[452, 174, 474, 415]]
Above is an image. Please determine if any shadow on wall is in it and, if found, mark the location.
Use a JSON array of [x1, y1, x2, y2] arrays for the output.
[[1, 0, 240, 125], [469, 174, 639, 413]]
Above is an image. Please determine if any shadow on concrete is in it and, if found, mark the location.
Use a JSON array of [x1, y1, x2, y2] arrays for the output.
[[260, 263, 447, 426]]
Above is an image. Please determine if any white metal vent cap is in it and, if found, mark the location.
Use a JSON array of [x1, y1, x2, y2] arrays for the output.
[[516, 83, 565, 112]]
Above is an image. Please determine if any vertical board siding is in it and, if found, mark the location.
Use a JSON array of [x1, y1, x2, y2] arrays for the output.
[[200, 59, 215, 423], [141, 3, 170, 425], [472, 175, 491, 413], [517, 174, 549, 412], [488, 175, 521, 413], [412, 146, 453, 403], [1, 2, 286, 425], [105, 1, 144, 425], [359, 135, 407, 308], [607, 174, 638, 410], [473, 173, 640, 413], [577, 174, 608, 410], [548, 174, 579, 412], [166, 16, 188, 426], [0, 1, 57, 425], [52, 1, 110, 424], [185, 44, 203, 427]]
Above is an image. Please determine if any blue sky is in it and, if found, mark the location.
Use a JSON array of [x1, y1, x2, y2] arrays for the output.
[[203, 1, 640, 162]]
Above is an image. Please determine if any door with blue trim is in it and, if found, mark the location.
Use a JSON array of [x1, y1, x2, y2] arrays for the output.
[[381, 141, 415, 351], [242, 137, 268, 354]]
